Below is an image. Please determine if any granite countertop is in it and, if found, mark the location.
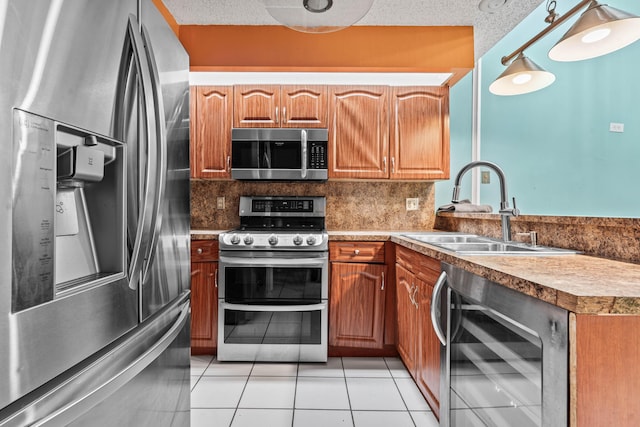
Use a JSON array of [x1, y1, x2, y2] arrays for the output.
[[191, 229, 640, 315]]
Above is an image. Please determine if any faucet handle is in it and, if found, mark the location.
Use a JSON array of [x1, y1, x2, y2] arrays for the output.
[[511, 197, 520, 216], [499, 197, 520, 217]]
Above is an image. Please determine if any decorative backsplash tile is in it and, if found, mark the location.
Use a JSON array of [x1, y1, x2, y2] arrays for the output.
[[191, 180, 436, 231]]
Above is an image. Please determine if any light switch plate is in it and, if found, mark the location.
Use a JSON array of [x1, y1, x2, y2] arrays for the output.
[[217, 196, 225, 210], [406, 198, 419, 211]]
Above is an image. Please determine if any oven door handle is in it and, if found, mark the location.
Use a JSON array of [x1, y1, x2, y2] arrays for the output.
[[431, 271, 448, 346], [221, 302, 327, 312], [219, 256, 327, 268]]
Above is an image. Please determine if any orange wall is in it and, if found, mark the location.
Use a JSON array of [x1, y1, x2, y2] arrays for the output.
[[150, 4, 475, 84], [152, 0, 179, 36], [180, 25, 474, 83]]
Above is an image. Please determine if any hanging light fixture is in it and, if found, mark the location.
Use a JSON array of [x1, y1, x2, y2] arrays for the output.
[[489, 53, 556, 95], [263, 0, 374, 34], [490, 0, 640, 96], [549, 1, 640, 61]]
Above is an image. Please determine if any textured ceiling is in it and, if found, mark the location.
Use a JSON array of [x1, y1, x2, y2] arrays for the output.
[[161, 0, 544, 58]]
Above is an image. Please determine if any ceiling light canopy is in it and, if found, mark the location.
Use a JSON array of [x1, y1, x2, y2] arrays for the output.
[[263, 0, 374, 34], [549, 2, 640, 61], [489, 53, 556, 96], [490, 0, 640, 96]]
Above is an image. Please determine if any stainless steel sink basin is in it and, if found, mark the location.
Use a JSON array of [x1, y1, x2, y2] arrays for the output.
[[400, 232, 578, 256]]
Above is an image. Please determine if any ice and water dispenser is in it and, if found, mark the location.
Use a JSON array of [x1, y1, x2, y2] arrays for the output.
[[11, 109, 126, 312]]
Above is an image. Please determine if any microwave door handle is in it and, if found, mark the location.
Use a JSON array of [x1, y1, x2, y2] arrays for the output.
[[431, 271, 448, 346], [301, 129, 307, 179]]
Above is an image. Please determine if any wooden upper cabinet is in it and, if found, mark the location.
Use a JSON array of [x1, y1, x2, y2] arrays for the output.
[[234, 85, 280, 127], [328, 86, 390, 179], [281, 85, 327, 127], [390, 86, 450, 180], [234, 85, 327, 128], [191, 86, 232, 179]]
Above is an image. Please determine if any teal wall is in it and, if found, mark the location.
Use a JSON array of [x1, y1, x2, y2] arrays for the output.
[[437, 0, 640, 217]]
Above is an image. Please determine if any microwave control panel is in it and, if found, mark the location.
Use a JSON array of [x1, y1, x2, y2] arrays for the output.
[[308, 141, 327, 169]]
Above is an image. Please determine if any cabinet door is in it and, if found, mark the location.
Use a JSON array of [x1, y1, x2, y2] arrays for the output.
[[390, 86, 449, 180], [395, 264, 417, 375], [329, 262, 386, 349], [281, 85, 327, 128], [328, 86, 389, 179], [191, 261, 218, 352], [234, 85, 280, 127], [416, 279, 440, 417], [192, 86, 232, 179]]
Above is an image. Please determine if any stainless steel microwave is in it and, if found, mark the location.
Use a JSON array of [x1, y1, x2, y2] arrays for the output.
[[231, 128, 328, 181]]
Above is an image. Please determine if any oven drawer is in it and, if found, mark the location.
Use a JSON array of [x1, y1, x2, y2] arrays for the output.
[[217, 300, 328, 362], [330, 242, 385, 263]]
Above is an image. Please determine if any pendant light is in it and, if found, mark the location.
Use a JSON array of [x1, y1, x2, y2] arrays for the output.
[[548, 1, 640, 61], [263, 0, 374, 34], [490, 0, 640, 96], [489, 53, 556, 96]]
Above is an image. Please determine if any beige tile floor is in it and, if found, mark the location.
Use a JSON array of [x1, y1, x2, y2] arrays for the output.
[[191, 356, 439, 427]]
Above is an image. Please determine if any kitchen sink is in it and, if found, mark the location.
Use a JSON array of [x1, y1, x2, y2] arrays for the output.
[[400, 232, 578, 256]]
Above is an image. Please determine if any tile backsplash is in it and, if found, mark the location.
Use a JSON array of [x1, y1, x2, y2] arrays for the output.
[[191, 180, 436, 231]]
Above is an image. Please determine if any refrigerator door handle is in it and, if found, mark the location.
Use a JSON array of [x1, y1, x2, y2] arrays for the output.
[[124, 15, 160, 292], [139, 24, 168, 282], [31, 300, 190, 427]]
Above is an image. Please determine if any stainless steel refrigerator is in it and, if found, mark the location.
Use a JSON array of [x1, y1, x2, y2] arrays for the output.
[[0, 0, 191, 425]]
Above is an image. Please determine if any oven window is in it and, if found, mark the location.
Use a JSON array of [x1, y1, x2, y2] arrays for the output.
[[224, 267, 323, 304], [450, 293, 543, 427], [223, 310, 322, 344]]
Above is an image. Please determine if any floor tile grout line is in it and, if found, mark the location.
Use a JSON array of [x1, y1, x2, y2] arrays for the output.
[[384, 357, 419, 427], [290, 362, 300, 427], [227, 361, 255, 427]]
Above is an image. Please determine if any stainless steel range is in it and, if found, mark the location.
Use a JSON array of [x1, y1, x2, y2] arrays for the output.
[[217, 196, 329, 362]]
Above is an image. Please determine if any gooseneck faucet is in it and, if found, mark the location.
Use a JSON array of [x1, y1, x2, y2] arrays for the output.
[[451, 161, 519, 241]]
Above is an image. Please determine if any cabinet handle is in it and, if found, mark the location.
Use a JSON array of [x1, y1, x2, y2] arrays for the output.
[[391, 157, 396, 174], [380, 272, 385, 291], [196, 248, 203, 254], [354, 249, 360, 255], [282, 106, 287, 123], [383, 156, 387, 173], [214, 268, 218, 288], [227, 155, 231, 171], [275, 106, 279, 124], [408, 284, 416, 305]]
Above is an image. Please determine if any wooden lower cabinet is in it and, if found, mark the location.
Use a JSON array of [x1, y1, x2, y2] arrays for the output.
[[395, 246, 441, 418], [396, 264, 418, 373], [329, 241, 396, 356], [329, 262, 386, 349], [572, 314, 640, 427], [191, 240, 219, 354]]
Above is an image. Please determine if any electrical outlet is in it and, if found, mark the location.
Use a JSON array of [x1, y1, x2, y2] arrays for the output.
[[481, 170, 491, 184], [609, 122, 624, 133], [406, 198, 419, 211], [216, 196, 225, 210]]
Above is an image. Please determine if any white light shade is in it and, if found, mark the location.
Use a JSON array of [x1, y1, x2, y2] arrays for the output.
[[548, 2, 640, 61], [263, 0, 374, 33], [489, 54, 556, 96]]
